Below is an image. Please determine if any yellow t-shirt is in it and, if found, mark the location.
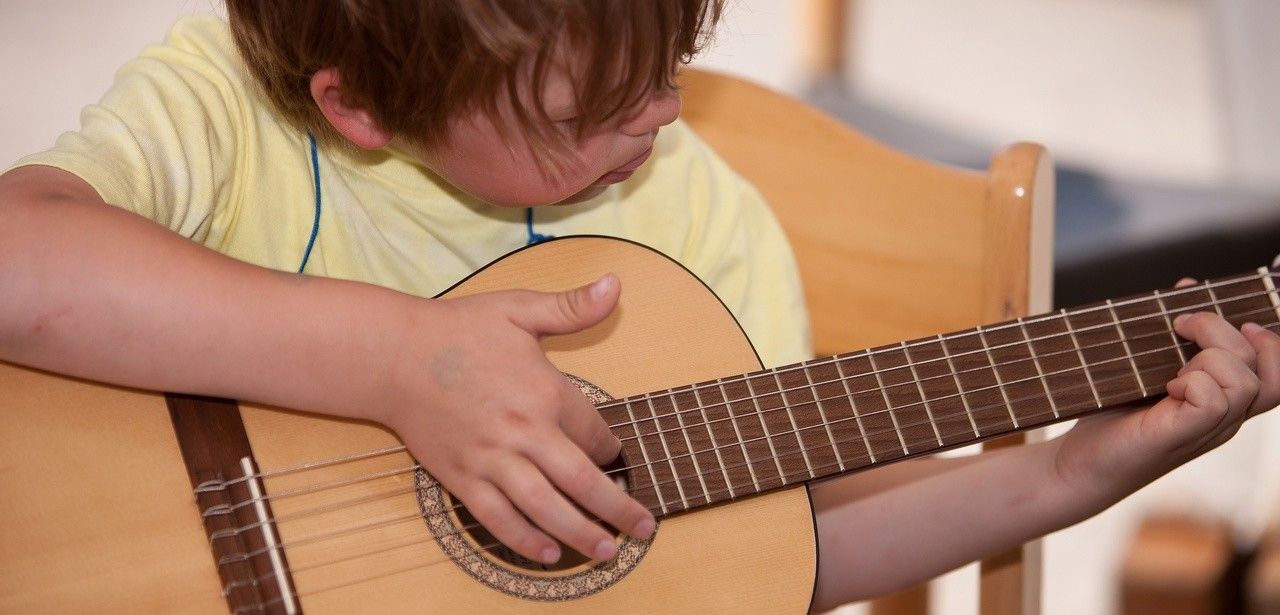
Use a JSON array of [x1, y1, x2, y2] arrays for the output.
[[11, 15, 811, 368]]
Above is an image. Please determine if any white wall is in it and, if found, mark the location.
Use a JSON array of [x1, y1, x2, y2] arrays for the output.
[[849, 0, 1227, 187]]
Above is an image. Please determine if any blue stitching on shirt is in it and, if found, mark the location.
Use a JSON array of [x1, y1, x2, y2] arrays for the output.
[[298, 133, 322, 273], [525, 208, 554, 245], [301, 134, 547, 266]]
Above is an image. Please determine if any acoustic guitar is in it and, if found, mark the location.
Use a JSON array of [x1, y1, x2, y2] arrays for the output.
[[3, 236, 1278, 613]]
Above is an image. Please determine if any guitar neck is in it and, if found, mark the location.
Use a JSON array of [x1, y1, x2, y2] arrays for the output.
[[605, 268, 1280, 519]]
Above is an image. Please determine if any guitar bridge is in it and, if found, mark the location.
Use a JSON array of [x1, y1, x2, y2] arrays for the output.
[[168, 394, 302, 614]]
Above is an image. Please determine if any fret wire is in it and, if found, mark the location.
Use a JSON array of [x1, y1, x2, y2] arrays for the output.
[[230, 319, 1280, 574], [901, 340, 944, 446], [834, 356, 877, 463], [744, 374, 789, 484], [1017, 317, 1060, 419], [1107, 299, 1149, 395], [692, 384, 735, 499], [671, 387, 713, 505], [215, 290, 1280, 568], [1205, 282, 1227, 318], [225, 324, 1280, 567], [218, 278, 1273, 503], [718, 378, 761, 493], [804, 364, 846, 472], [1260, 266, 1280, 320], [1152, 289, 1190, 365], [608, 311, 1280, 475], [267, 321, 1280, 571], [868, 350, 910, 455], [228, 294, 1280, 605], [236, 300, 1279, 519], [773, 370, 817, 479], [976, 325, 1021, 429], [236, 284, 1276, 499], [237, 321, 1280, 569], [647, 395, 689, 510], [938, 333, 981, 437], [627, 400, 669, 515], [592, 272, 1273, 416], [241, 346, 1201, 612], [627, 330, 1279, 507], [584, 284, 1276, 441], [596, 283, 1280, 440], [643, 344, 1199, 508], [242, 336, 1214, 615], [1061, 308, 1104, 408]]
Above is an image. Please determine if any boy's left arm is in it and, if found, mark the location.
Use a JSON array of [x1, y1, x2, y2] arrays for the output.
[[809, 306, 1280, 611]]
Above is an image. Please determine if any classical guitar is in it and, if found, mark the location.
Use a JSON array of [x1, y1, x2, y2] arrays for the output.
[[3, 236, 1278, 613]]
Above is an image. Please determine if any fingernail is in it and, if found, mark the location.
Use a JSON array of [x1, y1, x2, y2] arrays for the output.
[[1242, 322, 1263, 334], [594, 537, 617, 561], [541, 546, 560, 564], [589, 276, 612, 301], [632, 516, 655, 539], [1174, 314, 1190, 327]]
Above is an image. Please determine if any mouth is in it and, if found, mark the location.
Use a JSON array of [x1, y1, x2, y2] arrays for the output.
[[596, 145, 654, 185]]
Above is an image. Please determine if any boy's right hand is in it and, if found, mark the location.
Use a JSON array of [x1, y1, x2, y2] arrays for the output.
[[0, 166, 652, 565], [379, 274, 656, 565]]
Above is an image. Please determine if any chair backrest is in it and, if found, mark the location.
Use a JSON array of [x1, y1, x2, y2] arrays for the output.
[[679, 68, 1054, 615]]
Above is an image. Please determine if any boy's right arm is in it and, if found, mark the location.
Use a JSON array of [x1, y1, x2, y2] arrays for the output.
[[0, 165, 654, 564]]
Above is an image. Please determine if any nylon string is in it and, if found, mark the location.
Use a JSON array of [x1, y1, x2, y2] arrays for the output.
[[206, 272, 1278, 494], [226, 322, 1279, 612]]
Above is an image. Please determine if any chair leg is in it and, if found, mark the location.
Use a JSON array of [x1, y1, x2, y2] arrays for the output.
[[869, 584, 928, 615]]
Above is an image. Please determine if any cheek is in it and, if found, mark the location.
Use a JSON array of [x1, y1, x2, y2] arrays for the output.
[[441, 152, 574, 207], [423, 130, 618, 207]]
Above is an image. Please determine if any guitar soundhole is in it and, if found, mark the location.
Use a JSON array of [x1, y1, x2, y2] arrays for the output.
[[415, 373, 655, 601], [452, 453, 631, 572]]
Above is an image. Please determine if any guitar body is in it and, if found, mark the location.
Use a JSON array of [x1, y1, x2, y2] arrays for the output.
[[0, 237, 818, 613]]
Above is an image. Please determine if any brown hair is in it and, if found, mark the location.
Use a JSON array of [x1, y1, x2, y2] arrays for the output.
[[224, 1, 723, 157]]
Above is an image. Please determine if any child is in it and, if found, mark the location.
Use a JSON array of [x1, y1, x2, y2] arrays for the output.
[[0, 1, 1275, 610]]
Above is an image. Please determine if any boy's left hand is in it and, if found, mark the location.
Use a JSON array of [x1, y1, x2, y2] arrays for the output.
[[1050, 282, 1280, 506]]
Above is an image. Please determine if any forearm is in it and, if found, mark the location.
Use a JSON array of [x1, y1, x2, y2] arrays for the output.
[[810, 439, 1095, 609], [0, 173, 418, 422]]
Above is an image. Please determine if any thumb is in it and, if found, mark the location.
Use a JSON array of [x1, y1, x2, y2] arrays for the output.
[[510, 274, 620, 336]]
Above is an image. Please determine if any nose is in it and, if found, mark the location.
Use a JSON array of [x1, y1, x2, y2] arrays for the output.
[[620, 87, 681, 137]]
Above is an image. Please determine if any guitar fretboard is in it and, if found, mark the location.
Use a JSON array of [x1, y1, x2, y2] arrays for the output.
[[596, 269, 1280, 518]]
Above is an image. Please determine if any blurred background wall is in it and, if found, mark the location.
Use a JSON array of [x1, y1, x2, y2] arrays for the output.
[[3, 1, 1277, 614]]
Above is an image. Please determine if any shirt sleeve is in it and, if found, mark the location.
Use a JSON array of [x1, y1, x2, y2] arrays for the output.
[[7, 17, 245, 243]]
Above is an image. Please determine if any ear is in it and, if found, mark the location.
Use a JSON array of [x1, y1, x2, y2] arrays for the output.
[[309, 68, 394, 150]]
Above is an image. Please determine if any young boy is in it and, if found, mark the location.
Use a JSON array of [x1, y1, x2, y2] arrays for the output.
[[0, 1, 1275, 611]]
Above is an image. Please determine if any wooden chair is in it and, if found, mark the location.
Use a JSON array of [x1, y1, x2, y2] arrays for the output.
[[679, 68, 1055, 615]]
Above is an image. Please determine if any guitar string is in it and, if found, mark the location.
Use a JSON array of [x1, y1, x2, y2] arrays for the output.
[[213, 318, 1280, 585], [208, 314, 1280, 556], [204, 294, 1280, 539], [226, 335, 1275, 612], [203, 291, 1273, 524], [209, 275, 1280, 609], [202, 294, 1280, 553], [599, 290, 1275, 438], [203, 271, 1278, 491], [195, 445, 406, 494], [592, 271, 1279, 409], [203, 294, 1279, 519]]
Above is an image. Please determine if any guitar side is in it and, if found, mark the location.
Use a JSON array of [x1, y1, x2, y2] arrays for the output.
[[0, 236, 818, 613]]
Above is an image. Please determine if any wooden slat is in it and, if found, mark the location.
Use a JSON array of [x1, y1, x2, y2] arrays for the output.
[[978, 141, 1055, 615], [680, 68, 1053, 614]]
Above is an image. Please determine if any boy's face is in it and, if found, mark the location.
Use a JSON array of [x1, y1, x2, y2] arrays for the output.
[[410, 53, 681, 208]]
